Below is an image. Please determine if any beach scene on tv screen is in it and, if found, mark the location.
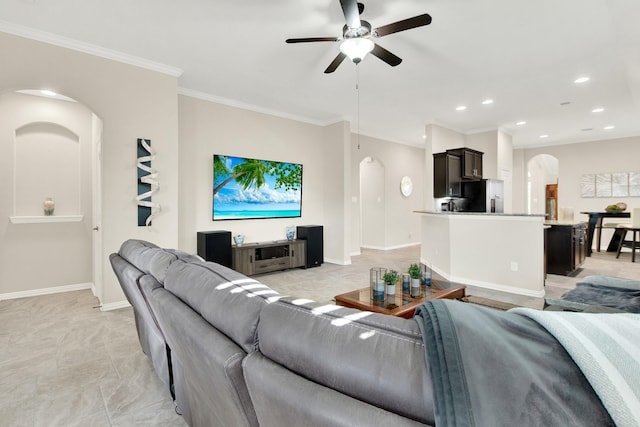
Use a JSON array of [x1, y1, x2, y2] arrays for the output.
[[213, 154, 302, 220]]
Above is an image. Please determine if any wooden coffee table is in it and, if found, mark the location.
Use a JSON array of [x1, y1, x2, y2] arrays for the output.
[[335, 282, 466, 319]]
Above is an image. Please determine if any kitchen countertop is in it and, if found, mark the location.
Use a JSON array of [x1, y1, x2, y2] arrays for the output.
[[544, 220, 588, 226], [415, 210, 545, 217]]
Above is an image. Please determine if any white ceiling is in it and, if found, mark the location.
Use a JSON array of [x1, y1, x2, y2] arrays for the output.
[[2, 0, 640, 148]]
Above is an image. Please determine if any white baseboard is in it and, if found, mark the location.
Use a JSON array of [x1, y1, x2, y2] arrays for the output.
[[324, 258, 352, 266], [0, 282, 93, 301], [100, 300, 131, 311], [428, 264, 546, 298], [361, 242, 421, 251]]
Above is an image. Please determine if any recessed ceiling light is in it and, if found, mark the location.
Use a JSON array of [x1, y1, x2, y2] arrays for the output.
[[516, 121, 526, 126], [481, 99, 494, 105], [540, 134, 549, 139], [455, 105, 467, 111], [574, 77, 590, 84], [422, 134, 427, 139], [604, 125, 615, 130], [592, 107, 604, 113], [40, 90, 56, 96]]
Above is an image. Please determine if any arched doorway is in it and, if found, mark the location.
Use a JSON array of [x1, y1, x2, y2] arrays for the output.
[[527, 154, 559, 219], [359, 156, 385, 249], [0, 90, 103, 301]]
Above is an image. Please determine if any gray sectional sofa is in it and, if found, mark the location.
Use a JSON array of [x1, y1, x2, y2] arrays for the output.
[[110, 239, 636, 427], [110, 239, 436, 426]]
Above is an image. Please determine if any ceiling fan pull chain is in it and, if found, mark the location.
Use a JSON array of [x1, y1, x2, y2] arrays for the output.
[[357, 66, 361, 150]]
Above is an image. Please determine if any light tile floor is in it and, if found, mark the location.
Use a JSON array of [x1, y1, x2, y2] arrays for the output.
[[1, 246, 637, 426], [0, 291, 186, 427]]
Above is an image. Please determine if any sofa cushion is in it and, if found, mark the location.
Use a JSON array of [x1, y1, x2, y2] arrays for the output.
[[109, 253, 171, 389], [243, 352, 431, 427], [255, 297, 435, 425], [119, 239, 202, 284], [149, 286, 258, 427], [164, 260, 279, 353]]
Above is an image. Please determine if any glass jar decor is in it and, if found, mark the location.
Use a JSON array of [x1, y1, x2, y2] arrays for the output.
[[401, 273, 410, 293], [421, 262, 432, 288], [370, 267, 387, 301]]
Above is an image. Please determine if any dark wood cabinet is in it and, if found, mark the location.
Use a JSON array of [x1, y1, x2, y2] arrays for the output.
[[232, 239, 306, 276], [433, 153, 461, 198], [448, 148, 483, 180], [546, 222, 586, 275]]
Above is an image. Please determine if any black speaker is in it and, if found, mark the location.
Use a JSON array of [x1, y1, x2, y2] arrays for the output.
[[197, 231, 232, 268], [296, 225, 323, 268]]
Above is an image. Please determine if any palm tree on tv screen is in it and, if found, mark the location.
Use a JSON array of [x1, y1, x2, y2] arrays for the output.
[[213, 155, 301, 195]]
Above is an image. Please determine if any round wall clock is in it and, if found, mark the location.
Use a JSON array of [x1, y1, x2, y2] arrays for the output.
[[400, 176, 413, 197]]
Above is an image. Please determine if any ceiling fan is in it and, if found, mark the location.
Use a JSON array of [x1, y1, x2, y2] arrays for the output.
[[286, 0, 432, 73]]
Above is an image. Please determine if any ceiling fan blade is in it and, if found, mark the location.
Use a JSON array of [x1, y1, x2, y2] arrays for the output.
[[286, 37, 339, 43], [371, 43, 402, 67], [374, 13, 432, 37], [324, 52, 347, 74], [340, 0, 361, 29]]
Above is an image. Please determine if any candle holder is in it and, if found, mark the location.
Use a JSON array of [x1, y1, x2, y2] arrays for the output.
[[369, 267, 387, 301], [421, 262, 432, 289], [401, 273, 410, 294]]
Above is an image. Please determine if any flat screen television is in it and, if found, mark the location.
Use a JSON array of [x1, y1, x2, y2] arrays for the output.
[[213, 154, 303, 220]]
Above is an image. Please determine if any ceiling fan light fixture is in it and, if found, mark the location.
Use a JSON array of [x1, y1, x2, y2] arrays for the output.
[[340, 38, 374, 63]]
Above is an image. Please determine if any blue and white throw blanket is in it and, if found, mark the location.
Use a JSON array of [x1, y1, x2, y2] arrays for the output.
[[415, 300, 640, 427], [513, 308, 640, 427]]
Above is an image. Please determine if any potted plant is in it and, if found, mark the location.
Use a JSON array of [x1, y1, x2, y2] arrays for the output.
[[408, 263, 422, 297], [383, 270, 399, 296]]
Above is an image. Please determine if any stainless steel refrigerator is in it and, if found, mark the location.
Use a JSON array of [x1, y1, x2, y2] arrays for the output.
[[462, 179, 504, 213]]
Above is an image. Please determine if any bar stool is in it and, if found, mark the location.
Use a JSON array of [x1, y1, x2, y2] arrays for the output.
[[615, 225, 640, 262]]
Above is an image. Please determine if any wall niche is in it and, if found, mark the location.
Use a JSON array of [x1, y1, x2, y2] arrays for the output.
[[14, 122, 80, 217]]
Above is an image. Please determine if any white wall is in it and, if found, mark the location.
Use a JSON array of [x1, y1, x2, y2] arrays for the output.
[[0, 92, 93, 294], [497, 130, 514, 213], [515, 137, 640, 248], [177, 95, 345, 261], [360, 157, 386, 249], [466, 130, 498, 179], [350, 134, 425, 253], [0, 32, 179, 305]]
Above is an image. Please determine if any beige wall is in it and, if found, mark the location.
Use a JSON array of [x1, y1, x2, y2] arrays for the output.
[[514, 137, 640, 248], [351, 134, 425, 253], [4, 31, 639, 304], [0, 32, 179, 305], [0, 92, 93, 294], [177, 95, 351, 262]]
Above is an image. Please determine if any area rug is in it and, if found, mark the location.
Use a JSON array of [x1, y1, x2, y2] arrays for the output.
[[462, 295, 520, 311]]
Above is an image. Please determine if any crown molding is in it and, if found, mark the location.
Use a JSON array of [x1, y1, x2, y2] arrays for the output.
[[0, 20, 183, 77], [177, 87, 343, 127]]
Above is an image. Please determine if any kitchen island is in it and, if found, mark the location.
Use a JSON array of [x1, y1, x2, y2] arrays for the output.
[[416, 211, 546, 297]]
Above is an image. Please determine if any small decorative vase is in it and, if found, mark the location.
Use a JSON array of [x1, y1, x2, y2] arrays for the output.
[[410, 278, 422, 298], [370, 267, 386, 301], [421, 263, 432, 287], [386, 283, 396, 296], [286, 226, 295, 241], [43, 197, 55, 216], [401, 273, 410, 293], [233, 235, 245, 247]]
